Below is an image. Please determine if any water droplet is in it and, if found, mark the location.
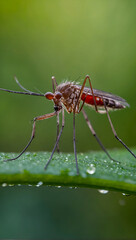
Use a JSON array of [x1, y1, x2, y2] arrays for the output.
[[2, 183, 7, 187], [69, 186, 77, 189], [86, 164, 96, 175], [36, 181, 43, 187], [122, 193, 130, 196], [98, 189, 109, 194]]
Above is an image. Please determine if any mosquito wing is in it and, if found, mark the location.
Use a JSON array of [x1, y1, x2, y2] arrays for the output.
[[76, 85, 129, 112]]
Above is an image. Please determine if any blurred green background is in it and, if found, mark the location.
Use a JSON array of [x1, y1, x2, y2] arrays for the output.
[[0, 0, 136, 239]]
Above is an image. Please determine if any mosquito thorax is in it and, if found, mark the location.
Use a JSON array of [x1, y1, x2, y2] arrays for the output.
[[55, 82, 80, 113]]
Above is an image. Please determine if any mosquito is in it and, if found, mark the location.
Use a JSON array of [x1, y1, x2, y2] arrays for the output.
[[0, 75, 135, 175]]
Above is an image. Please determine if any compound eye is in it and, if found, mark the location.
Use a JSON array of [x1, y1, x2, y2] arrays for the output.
[[55, 92, 62, 99], [45, 92, 54, 100]]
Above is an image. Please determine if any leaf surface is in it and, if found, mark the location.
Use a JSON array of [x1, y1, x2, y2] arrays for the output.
[[0, 150, 136, 193]]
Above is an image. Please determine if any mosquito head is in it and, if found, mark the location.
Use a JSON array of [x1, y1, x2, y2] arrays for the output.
[[45, 91, 62, 112]]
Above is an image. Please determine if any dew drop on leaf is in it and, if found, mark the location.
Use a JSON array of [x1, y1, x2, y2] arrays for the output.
[[2, 183, 7, 187], [86, 164, 96, 175], [122, 193, 130, 196], [98, 189, 109, 194], [36, 181, 43, 187]]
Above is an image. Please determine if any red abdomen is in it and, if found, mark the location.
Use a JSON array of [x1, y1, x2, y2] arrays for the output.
[[81, 93, 104, 106]]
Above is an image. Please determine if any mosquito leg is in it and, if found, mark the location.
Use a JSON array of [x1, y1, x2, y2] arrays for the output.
[[82, 109, 119, 163], [44, 108, 64, 170], [75, 75, 98, 113], [52, 76, 59, 153], [103, 99, 136, 159], [4, 112, 57, 162], [73, 112, 80, 175], [78, 90, 89, 113], [52, 76, 58, 93], [56, 112, 60, 153]]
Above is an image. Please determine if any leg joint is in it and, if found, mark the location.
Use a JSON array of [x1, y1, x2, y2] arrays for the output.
[[34, 117, 37, 121], [85, 74, 90, 79]]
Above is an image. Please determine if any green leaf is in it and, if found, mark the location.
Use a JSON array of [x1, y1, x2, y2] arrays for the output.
[[0, 150, 136, 194]]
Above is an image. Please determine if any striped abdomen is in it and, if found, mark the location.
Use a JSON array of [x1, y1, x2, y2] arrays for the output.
[[81, 93, 129, 110]]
